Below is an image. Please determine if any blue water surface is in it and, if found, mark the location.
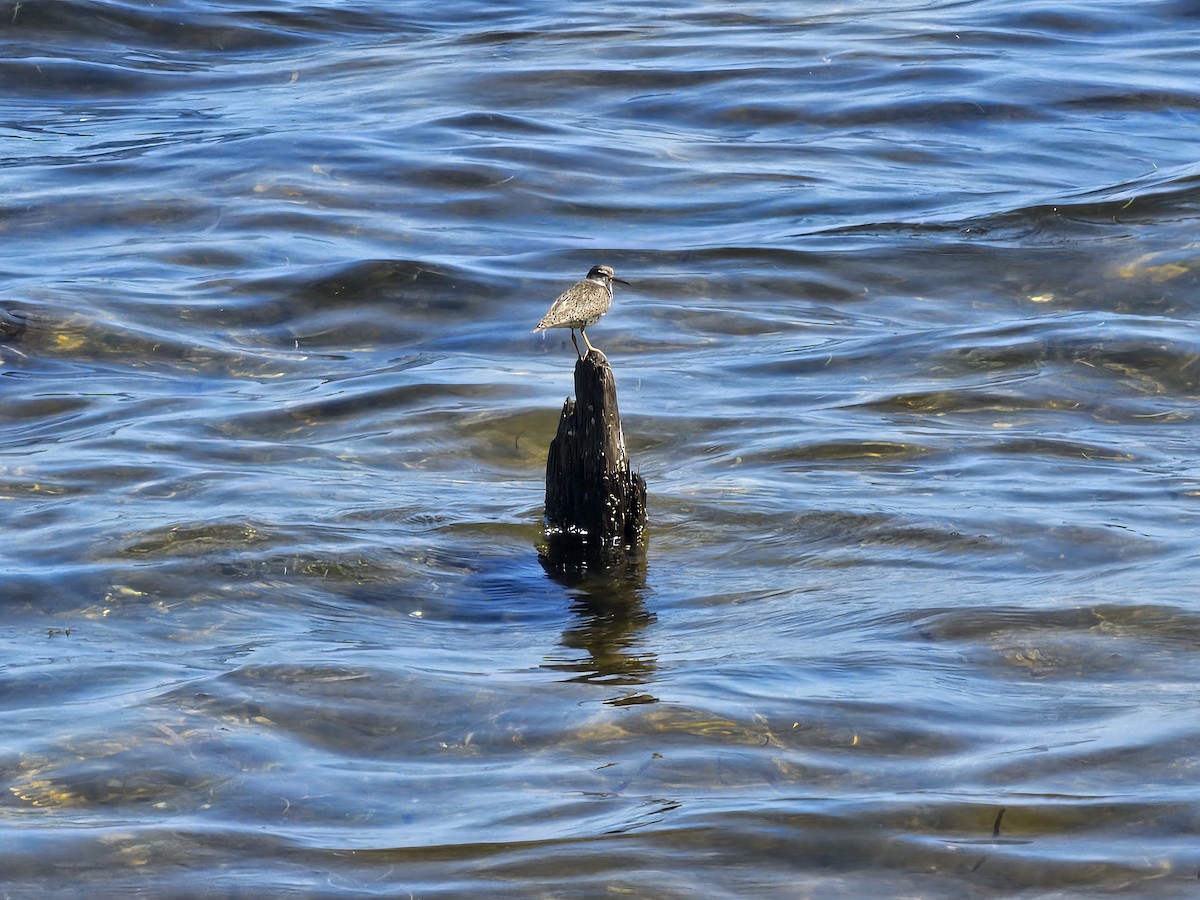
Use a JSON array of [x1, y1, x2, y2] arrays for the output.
[[3, 0, 1200, 896]]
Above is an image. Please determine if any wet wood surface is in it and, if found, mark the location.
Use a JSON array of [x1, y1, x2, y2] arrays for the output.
[[543, 349, 647, 569]]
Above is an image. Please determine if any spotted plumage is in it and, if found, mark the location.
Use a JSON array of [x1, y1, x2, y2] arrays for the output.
[[532, 264, 628, 358]]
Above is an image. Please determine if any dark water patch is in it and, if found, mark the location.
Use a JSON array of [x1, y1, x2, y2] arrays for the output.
[[455, 406, 559, 471], [651, 503, 1003, 571], [431, 110, 569, 140], [116, 519, 276, 559], [850, 161, 1200, 242], [0, 390, 100, 437], [217, 380, 506, 437], [0, 182, 221, 243], [987, 437, 1134, 462], [0, 58, 184, 100], [0, 656, 187, 714], [6, 0, 388, 53], [0, 315, 317, 394], [748, 438, 939, 466], [734, 311, 1200, 415], [207, 259, 492, 328], [855, 388, 1080, 417], [914, 602, 1200, 650], [204, 663, 466, 757], [935, 320, 1200, 395], [0, 308, 29, 343]]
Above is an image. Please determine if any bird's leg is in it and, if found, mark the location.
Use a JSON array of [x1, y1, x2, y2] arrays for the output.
[[570, 329, 582, 359], [580, 327, 596, 356]]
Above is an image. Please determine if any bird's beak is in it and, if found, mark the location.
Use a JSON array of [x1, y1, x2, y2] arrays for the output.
[[613, 276, 630, 285]]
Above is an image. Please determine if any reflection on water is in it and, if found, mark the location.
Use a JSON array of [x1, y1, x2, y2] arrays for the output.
[[4, 0, 1200, 895], [543, 554, 657, 699]]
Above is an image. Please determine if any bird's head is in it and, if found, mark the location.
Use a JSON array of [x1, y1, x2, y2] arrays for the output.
[[588, 264, 629, 285]]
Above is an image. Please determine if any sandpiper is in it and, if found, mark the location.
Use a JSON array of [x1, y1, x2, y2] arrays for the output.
[[532, 264, 628, 358]]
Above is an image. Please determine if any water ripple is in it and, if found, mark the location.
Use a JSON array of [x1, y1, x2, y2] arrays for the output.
[[5, 0, 1200, 895]]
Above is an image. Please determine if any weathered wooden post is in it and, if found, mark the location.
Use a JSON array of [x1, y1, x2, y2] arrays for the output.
[[543, 348, 647, 570]]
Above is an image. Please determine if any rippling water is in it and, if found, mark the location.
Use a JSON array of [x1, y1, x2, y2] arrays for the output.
[[4, 0, 1200, 896]]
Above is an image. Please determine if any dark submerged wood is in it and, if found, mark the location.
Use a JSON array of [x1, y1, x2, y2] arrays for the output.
[[543, 348, 647, 569]]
